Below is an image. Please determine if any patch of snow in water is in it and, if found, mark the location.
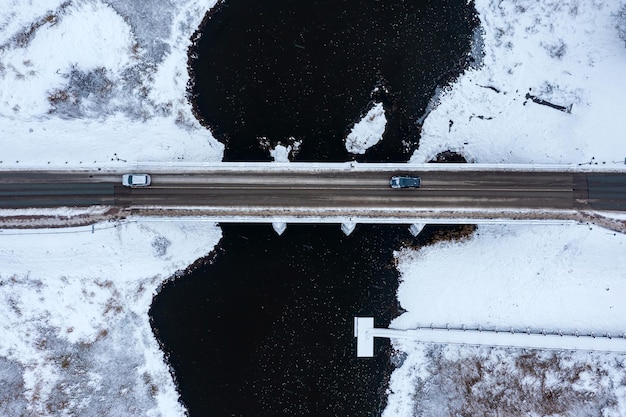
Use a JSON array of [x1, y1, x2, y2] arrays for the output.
[[345, 102, 386, 154], [269, 144, 291, 162]]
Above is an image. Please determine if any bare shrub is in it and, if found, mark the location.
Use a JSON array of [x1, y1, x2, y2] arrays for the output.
[[0, 358, 28, 416], [411, 346, 623, 417], [426, 225, 477, 246], [543, 39, 567, 59], [616, 4, 626, 47], [152, 236, 171, 257]]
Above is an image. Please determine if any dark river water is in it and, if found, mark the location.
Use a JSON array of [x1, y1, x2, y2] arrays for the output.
[[150, 1, 477, 416], [152, 224, 411, 416], [188, 0, 477, 162]]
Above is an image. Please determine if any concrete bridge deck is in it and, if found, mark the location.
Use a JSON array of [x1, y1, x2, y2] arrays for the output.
[[0, 163, 625, 229]]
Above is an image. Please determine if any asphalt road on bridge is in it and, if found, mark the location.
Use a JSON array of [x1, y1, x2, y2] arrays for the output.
[[0, 169, 625, 216]]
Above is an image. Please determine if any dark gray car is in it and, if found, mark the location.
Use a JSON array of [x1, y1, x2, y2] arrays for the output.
[[389, 175, 421, 189]]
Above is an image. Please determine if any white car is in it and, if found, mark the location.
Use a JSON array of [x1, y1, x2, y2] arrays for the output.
[[122, 174, 151, 187]]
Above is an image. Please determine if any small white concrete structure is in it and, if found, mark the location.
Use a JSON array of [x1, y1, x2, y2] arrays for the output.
[[272, 222, 287, 235], [354, 317, 626, 358], [354, 317, 375, 357], [341, 222, 357, 236], [408, 223, 425, 236]]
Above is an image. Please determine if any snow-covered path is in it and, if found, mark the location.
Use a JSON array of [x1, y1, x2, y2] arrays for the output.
[[355, 317, 626, 358]]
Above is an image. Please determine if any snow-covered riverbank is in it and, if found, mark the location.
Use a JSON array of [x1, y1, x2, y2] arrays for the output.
[[385, 1, 626, 415], [0, 220, 221, 415], [0, 1, 223, 415]]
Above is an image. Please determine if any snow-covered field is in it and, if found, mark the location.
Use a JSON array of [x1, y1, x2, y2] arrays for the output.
[[0, 0, 223, 167], [1, 0, 626, 416], [385, 224, 626, 416], [0, 1, 224, 415], [0, 220, 221, 416], [412, 0, 626, 167]]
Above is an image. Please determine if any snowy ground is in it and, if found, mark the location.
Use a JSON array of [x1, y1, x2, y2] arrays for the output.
[[344, 102, 386, 155], [0, 219, 221, 416], [0, 0, 223, 167], [393, 225, 626, 336], [384, 224, 626, 417], [385, 1, 626, 416], [412, 0, 626, 167], [0, 1, 224, 416]]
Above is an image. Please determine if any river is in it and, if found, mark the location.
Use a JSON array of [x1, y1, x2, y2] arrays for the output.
[[150, 1, 477, 415]]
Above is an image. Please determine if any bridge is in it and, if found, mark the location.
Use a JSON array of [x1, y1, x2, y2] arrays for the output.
[[1, 163, 625, 230]]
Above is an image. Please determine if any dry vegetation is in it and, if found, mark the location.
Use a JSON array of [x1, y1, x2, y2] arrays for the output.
[[423, 225, 477, 246], [410, 345, 626, 417]]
